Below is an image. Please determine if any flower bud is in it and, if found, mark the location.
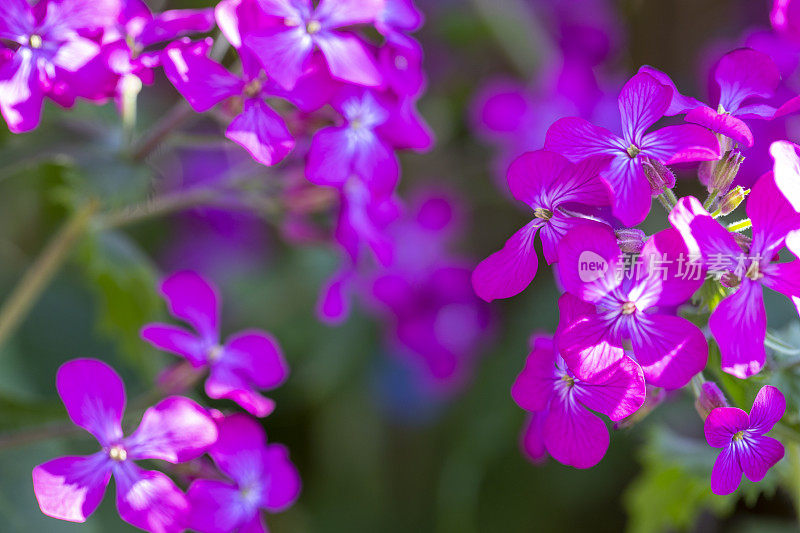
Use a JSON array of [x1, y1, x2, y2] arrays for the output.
[[709, 150, 745, 194], [616, 228, 646, 254], [732, 232, 752, 252], [642, 157, 676, 194], [716, 186, 749, 216], [694, 381, 729, 420]]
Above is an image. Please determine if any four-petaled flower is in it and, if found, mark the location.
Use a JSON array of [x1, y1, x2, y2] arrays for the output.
[[32, 358, 218, 532]]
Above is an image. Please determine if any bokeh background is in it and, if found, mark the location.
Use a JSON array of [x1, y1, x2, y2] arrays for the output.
[[1, 0, 799, 532]]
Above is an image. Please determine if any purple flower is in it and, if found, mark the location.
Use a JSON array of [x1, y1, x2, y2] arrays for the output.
[[511, 335, 645, 468], [705, 385, 785, 495], [556, 222, 708, 388], [162, 37, 330, 166], [684, 48, 786, 148], [545, 72, 720, 226], [32, 358, 217, 531], [471, 150, 613, 302], [770, 140, 800, 211], [0, 0, 120, 132], [773, 0, 800, 44], [187, 414, 301, 533], [242, 0, 384, 90], [141, 271, 289, 417], [669, 171, 800, 378]]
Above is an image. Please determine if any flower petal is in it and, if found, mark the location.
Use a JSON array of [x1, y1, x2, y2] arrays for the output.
[[138, 9, 216, 48], [739, 435, 784, 482], [162, 39, 244, 112], [555, 220, 621, 303], [747, 171, 800, 257], [160, 270, 220, 342], [520, 411, 548, 464], [573, 354, 646, 421], [506, 150, 572, 206], [543, 394, 609, 469], [556, 309, 625, 381], [222, 330, 289, 389], [226, 99, 295, 166], [603, 156, 653, 226], [668, 196, 741, 266], [0, 50, 43, 133], [124, 396, 217, 463], [209, 414, 268, 484], [471, 220, 541, 302], [140, 323, 207, 367], [710, 280, 767, 379], [244, 26, 313, 90], [714, 48, 780, 112], [544, 116, 624, 161], [0, 0, 34, 40], [640, 124, 721, 164], [316, 0, 383, 28], [637, 65, 705, 115], [711, 444, 743, 495], [56, 358, 125, 446], [315, 32, 381, 87], [618, 72, 672, 144], [114, 464, 189, 533], [511, 336, 558, 412], [748, 385, 786, 435], [206, 368, 276, 417], [187, 480, 253, 533], [639, 228, 705, 307], [770, 140, 800, 212], [262, 443, 302, 512], [629, 314, 708, 389], [684, 106, 754, 147], [705, 407, 750, 447], [32, 454, 111, 523]]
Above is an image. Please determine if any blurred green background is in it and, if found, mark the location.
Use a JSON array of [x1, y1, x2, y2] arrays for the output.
[[1, 0, 799, 532]]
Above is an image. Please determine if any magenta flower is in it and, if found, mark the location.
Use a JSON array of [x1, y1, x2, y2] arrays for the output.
[[187, 414, 301, 533], [771, 140, 800, 211], [684, 48, 786, 148], [545, 72, 720, 226], [32, 358, 217, 531], [162, 37, 321, 166], [306, 88, 401, 200], [243, 0, 384, 90], [511, 336, 645, 469], [0, 0, 120, 132], [556, 222, 708, 388], [141, 271, 289, 417], [471, 150, 612, 302], [773, 0, 800, 43], [705, 385, 785, 495], [669, 172, 800, 378]]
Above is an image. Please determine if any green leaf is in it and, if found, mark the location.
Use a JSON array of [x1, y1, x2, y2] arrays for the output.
[[75, 230, 162, 378]]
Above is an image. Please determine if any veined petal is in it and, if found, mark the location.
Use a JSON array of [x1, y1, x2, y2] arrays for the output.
[[226, 99, 295, 166], [711, 444, 743, 495], [506, 150, 572, 206], [162, 39, 244, 112], [668, 196, 741, 266], [705, 407, 750, 447], [555, 220, 621, 303], [710, 280, 767, 379], [640, 124, 721, 164], [32, 453, 111, 523], [140, 323, 207, 367], [471, 220, 541, 302], [315, 31, 382, 87], [124, 397, 217, 463], [544, 116, 624, 162], [0, 0, 34, 40], [748, 385, 786, 436], [618, 72, 672, 145], [557, 311, 624, 381], [222, 330, 289, 389], [684, 106, 753, 148], [306, 126, 354, 188], [748, 171, 800, 257], [739, 435, 784, 482], [714, 48, 780, 112], [637, 65, 705, 115], [639, 228, 705, 307], [56, 359, 125, 446], [511, 336, 558, 412], [160, 270, 220, 342], [602, 156, 652, 227], [543, 394, 609, 469], [114, 464, 189, 533], [244, 26, 313, 90], [573, 354, 646, 421], [628, 314, 708, 389], [316, 0, 384, 28], [550, 155, 613, 207]]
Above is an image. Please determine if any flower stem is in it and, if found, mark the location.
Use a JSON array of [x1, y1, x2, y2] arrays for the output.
[[656, 193, 673, 213], [129, 101, 195, 161], [726, 218, 752, 232], [0, 201, 98, 350], [703, 188, 720, 211]]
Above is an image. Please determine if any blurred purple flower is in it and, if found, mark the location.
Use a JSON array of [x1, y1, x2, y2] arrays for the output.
[[705, 385, 785, 495], [187, 414, 301, 533], [32, 358, 217, 531], [141, 271, 289, 417]]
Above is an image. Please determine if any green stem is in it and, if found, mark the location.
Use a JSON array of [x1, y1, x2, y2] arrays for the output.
[[727, 218, 752, 232], [129, 101, 195, 161], [656, 193, 673, 213], [0, 202, 98, 349]]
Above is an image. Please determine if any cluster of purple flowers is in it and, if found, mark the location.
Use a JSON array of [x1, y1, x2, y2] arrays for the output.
[[473, 0, 800, 494], [32, 271, 300, 532]]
